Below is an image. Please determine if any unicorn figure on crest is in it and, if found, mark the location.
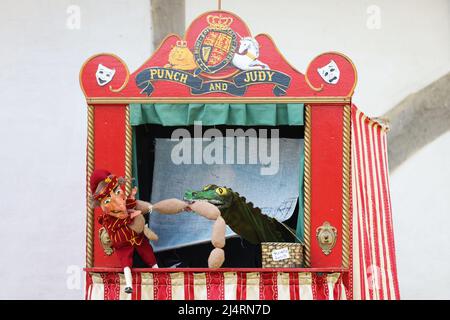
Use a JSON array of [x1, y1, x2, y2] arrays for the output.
[[232, 36, 270, 71]]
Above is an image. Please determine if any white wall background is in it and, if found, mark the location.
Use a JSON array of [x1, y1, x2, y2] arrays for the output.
[[0, 0, 448, 299], [0, 0, 152, 299]]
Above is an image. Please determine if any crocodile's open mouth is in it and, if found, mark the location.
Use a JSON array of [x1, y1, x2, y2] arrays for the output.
[[182, 197, 224, 206]]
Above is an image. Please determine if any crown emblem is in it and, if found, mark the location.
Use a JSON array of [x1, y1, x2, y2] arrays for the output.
[[206, 15, 233, 30], [176, 40, 188, 47]]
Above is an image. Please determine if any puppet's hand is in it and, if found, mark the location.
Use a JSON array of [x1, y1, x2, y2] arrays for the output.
[[144, 225, 159, 241], [129, 209, 142, 219], [135, 200, 152, 215]]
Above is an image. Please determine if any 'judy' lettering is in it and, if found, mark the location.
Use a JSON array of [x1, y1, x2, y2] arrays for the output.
[[242, 70, 275, 83]]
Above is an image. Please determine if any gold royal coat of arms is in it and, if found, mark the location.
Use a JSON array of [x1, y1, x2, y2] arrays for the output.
[[193, 15, 238, 76]]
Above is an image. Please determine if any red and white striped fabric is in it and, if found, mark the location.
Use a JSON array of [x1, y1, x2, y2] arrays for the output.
[[86, 271, 347, 300], [351, 105, 400, 300]]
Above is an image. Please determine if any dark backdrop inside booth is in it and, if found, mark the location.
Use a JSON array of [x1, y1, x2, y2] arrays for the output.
[[134, 124, 304, 268]]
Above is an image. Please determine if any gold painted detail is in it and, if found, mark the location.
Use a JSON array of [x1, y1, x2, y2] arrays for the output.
[[99, 227, 114, 256], [341, 105, 351, 268], [305, 73, 324, 92], [124, 106, 133, 194], [109, 56, 130, 93], [86, 105, 95, 268], [326, 272, 341, 285], [316, 221, 338, 255], [299, 272, 312, 285], [86, 97, 351, 105], [165, 40, 198, 71], [245, 51, 257, 61], [206, 14, 233, 30], [303, 105, 312, 267]]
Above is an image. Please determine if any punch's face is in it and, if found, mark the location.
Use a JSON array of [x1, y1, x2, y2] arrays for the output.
[[95, 64, 116, 86], [100, 184, 127, 219], [317, 60, 340, 84]]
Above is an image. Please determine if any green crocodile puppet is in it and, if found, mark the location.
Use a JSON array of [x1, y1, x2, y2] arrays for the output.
[[183, 184, 298, 268]]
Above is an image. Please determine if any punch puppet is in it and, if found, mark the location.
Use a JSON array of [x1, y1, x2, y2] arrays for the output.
[[90, 169, 189, 294]]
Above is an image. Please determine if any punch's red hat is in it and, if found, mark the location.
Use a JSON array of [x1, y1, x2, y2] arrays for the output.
[[90, 169, 119, 201], [90, 169, 111, 194]]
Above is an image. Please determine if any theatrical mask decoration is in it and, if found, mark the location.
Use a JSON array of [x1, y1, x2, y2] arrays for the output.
[[317, 60, 340, 84], [95, 63, 116, 86]]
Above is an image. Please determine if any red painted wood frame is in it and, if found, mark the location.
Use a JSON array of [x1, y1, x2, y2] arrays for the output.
[[87, 103, 351, 269], [80, 9, 356, 298]]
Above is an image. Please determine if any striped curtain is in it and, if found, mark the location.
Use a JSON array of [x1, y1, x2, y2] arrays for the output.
[[351, 105, 400, 300], [86, 272, 348, 300]]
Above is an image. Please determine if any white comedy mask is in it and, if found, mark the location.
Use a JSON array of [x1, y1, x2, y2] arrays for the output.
[[95, 64, 116, 86]]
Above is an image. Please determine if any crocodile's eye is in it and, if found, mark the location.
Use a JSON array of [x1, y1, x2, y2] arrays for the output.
[[215, 187, 227, 196], [203, 184, 212, 191]]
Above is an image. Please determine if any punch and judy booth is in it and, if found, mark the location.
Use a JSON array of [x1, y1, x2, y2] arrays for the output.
[[80, 10, 400, 300]]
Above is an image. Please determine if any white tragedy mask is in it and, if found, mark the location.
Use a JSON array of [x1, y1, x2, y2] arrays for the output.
[[317, 60, 340, 85]]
